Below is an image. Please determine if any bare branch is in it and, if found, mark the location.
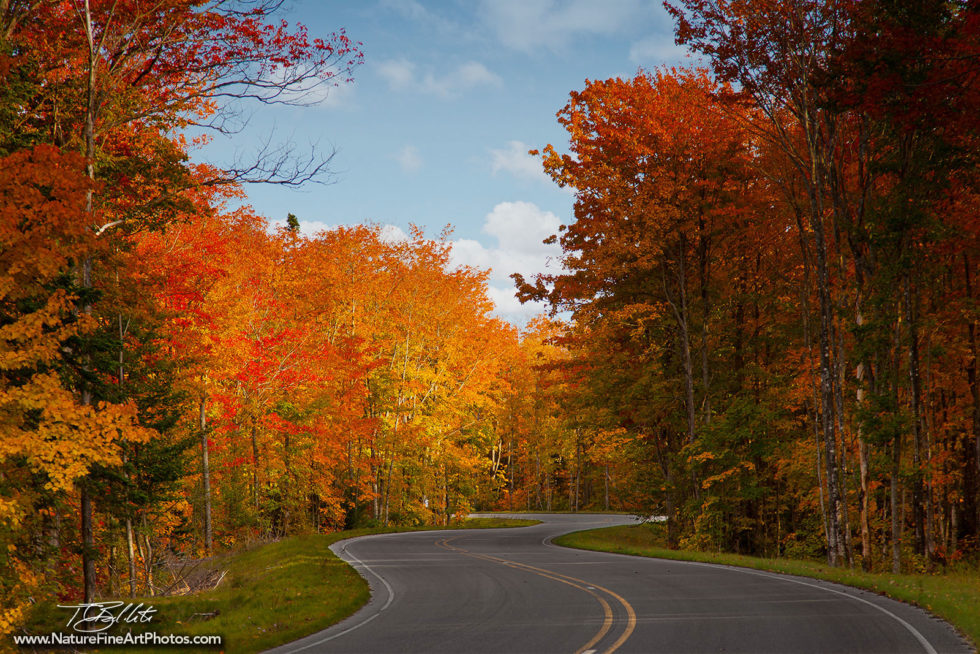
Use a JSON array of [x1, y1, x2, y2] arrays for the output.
[[95, 219, 124, 236]]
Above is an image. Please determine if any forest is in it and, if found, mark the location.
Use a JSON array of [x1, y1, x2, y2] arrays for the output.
[[2, 0, 980, 639]]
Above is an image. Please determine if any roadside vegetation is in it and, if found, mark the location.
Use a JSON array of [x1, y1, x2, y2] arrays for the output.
[[556, 523, 980, 650], [24, 518, 538, 653]]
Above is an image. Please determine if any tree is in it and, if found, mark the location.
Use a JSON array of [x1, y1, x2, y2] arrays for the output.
[[518, 68, 777, 543], [666, 0, 864, 566], [0, 145, 156, 621], [1, 0, 362, 602]]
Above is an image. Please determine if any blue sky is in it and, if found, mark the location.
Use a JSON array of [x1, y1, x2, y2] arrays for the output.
[[195, 0, 693, 323]]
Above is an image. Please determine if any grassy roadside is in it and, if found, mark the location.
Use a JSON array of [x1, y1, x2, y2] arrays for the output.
[[23, 517, 539, 653], [458, 517, 543, 528], [470, 509, 634, 514], [555, 523, 980, 650]]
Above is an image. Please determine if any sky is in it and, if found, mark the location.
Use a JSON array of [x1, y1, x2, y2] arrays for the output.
[[194, 0, 694, 324]]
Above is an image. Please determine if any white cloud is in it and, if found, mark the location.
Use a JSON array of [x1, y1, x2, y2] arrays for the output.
[[318, 82, 357, 109], [377, 58, 417, 91], [298, 219, 334, 237], [488, 140, 572, 194], [440, 62, 501, 91], [490, 140, 546, 183], [629, 34, 691, 65], [270, 218, 338, 239], [380, 0, 464, 36], [393, 145, 423, 173], [378, 224, 410, 243], [451, 237, 496, 272], [376, 58, 502, 98], [480, 0, 645, 52], [449, 201, 563, 323], [261, 69, 357, 109], [419, 61, 502, 97], [486, 284, 546, 323], [482, 201, 561, 257], [269, 219, 410, 244], [381, 0, 434, 22]]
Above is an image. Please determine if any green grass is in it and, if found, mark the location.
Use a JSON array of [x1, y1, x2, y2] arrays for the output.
[[470, 509, 635, 514], [459, 517, 544, 528], [23, 517, 539, 653], [555, 524, 980, 651]]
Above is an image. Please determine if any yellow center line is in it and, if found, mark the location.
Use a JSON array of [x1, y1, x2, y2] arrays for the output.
[[436, 537, 636, 654], [436, 539, 612, 654]]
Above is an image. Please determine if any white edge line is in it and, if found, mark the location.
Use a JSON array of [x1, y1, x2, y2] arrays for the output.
[[732, 566, 939, 654], [271, 526, 517, 653], [285, 517, 940, 654], [281, 543, 396, 653], [541, 515, 643, 548], [546, 528, 940, 654]]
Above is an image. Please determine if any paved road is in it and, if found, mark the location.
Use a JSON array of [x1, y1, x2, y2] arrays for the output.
[[268, 514, 971, 654]]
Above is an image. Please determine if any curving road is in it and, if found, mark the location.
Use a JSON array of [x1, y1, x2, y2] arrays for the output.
[[267, 514, 971, 654]]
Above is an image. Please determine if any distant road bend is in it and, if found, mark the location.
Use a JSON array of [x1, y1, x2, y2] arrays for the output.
[[267, 514, 971, 654]]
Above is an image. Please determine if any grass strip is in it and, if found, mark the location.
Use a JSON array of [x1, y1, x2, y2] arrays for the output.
[[24, 517, 539, 653], [554, 524, 980, 650], [458, 517, 544, 528]]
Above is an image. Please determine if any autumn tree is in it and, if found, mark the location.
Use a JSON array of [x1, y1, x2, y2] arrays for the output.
[[0, 0, 362, 605], [0, 146, 154, 624], [668, 0, 980, 570], [517, 69, 783, 542]]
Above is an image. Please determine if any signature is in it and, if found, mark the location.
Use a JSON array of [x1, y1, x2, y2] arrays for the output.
[[57, 602, 157, 633]]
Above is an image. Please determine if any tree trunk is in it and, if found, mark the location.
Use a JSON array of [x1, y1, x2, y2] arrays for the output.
[[508, 438, 514, 511], [80, 484, 97, 602], [963, 254, 980, 539], [444, 464, 451, 526], [200, 397, 212, 556], [905, 276, 927, 555], [383, 459, 394, 527], [663, 238, 700, 504], [535, 452, 542, 510], [950, 502, 958, 554], [251, 419, 260, 513], [108, 545, 117, 597], [832, 331, 854, 567], [282, 429, 291, 535], [891, 446, 902, 574], [142, 516, 154, 596], [855, 300, 873, 570], [678, 262, 697, 447], [665, 466, 678, 549], [891, 314, 904, 573], [79, 0, 99, 606], [816, 427, 829, 552], [126, 518, 136, 597], [809, 188, 845, 566], [604, 464, 610, 511], [697, 213, 712, 424], [546, 462, 552, 511]]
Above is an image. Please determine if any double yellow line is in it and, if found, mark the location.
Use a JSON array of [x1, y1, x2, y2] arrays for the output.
[[435, 537, 636, 654]]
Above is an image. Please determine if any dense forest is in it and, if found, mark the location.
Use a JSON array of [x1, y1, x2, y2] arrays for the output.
[[514, 0, 980, 570], [1, 0, 979, 639]]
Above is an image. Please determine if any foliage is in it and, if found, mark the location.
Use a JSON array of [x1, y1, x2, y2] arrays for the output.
[[508, 0, 980, 577]]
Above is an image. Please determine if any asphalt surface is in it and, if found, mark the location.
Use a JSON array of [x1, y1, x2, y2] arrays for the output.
[[267, 513, 972, 654]]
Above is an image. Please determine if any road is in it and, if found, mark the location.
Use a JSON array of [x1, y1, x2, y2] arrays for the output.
[[267, 513, 971, 654]]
